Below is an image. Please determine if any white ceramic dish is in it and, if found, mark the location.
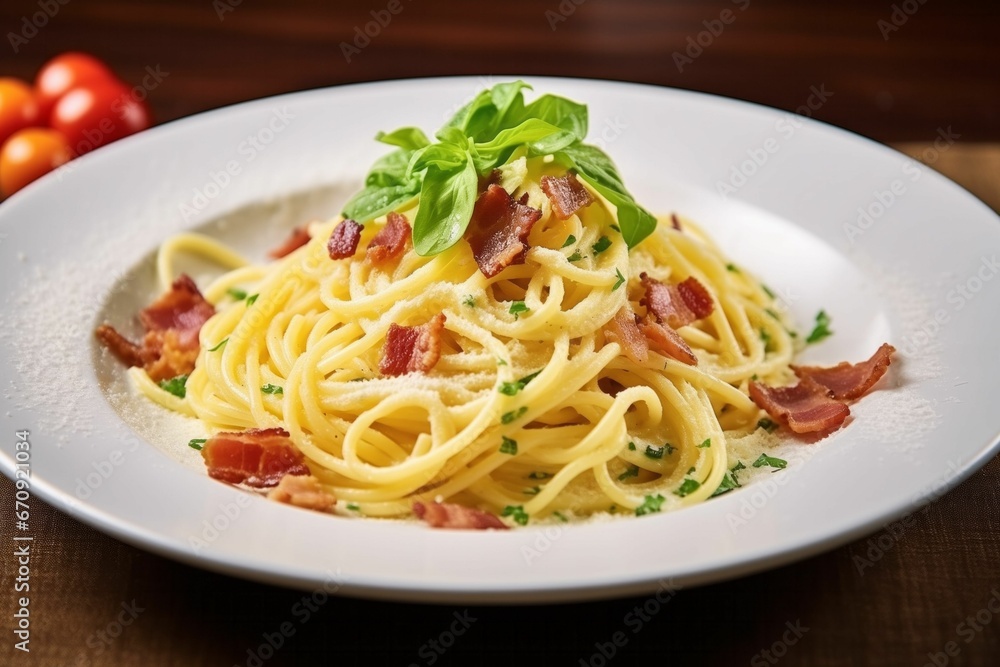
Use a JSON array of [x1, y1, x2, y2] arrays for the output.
[[2, 77, 998, 603]]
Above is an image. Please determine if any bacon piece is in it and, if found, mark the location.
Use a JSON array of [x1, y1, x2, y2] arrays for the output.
[[792, 343, 896, 401], [640, 273, 714, 328], [268, 225, 311, 259], [465, 184, 543, 278], [267, 474, 336, 511], [412, 501, 508, 530], [366, 212, 411, 265], [749, 381, 851, 434], [379, 314, 446, 376], [640, 317, 697, 366], [139, 274, 216, 349], [95, 274, 215, 382], [540, 173, 594, 220], [202, 428, 309, 488], [670, 213, 682, 231], [604, 307, 648, 364], [327, 219, 363, 260]]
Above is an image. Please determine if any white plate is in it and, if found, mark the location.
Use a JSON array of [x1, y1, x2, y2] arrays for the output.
[[2, 77, 998, 603]]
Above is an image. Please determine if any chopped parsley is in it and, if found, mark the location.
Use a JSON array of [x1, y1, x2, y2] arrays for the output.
[[711, 470, 741, 497], [561, 234, 577, 248], [246, 293, 259, 306], [497, 358, 508, 366], [509, 300, 530, 319], [207, 338, 228, 352], [726, 263, 740, 273], [753, 453, 788, 469], [261, 384, 283, 395], [501, 406, 527, 424], [501, 505, 529, 526], [617, 464, 639, 481], [187, 438, 206, 451], [644, 445, 664, 460], [760, 328, 772, 351], [687, 466, 696, 474], [462, 294, 476, 307], [524, 486, 541, 496], [635, 494, 665, 516], [499, 370, 541, 396], [552, 511, 568, 522], [761, 283, 776, 299], [765, 308, 780, 320], [158, 375, 188, 399], [612, 268, 626, 291], [346, 503, 360, 511], [697, 438, 712, 449], [674, 478, 701, 498], [591, 235, 612, 255], [567, 250, 584, 262], [500, 436, 518, 455], [664, 443, 677, 455], [757, 417, 779, 433], [806, 310, 833, 344], [627, 441, 636, 451], [528, 471, 552, 480], [226, 287, 248, 300]]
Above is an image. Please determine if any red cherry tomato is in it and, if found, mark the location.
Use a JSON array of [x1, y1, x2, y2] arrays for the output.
[[34, 52, 116, 123], [0, 78, 41, 147], [50, 79, 152, 155], [0, 127, 72, 196]]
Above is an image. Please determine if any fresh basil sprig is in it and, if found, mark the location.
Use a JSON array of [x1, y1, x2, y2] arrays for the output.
[[341, 81, 656, 256]]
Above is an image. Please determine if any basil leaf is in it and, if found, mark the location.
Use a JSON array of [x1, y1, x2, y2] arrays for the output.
[[557, 144, 656, 248], [342, 183, 419, 223], [376, 127, 431, 151], [472, 118, 567, 172], [412, 157, 478, 256]]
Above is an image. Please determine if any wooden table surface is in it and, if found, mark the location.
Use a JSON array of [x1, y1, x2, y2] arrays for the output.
[[1, 1, 998, 665]]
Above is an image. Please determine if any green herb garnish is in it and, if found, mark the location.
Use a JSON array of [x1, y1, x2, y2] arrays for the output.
[[501, 406, 528, 424], [499, 370, 541, 396], [246, 293, 259, 306], [674, 479, 701, 498], [591, 235, 612, 255], [261, 384, 283, 395], [524, 486, 541, 496], [552, 511, 568, 522], [618, 464, 640, 481], [509, 301, 530, 319], [226, 287, 248, 300], [644, 445, 664, 460], [462, 294, 476, 307], [500, 436, 518, 455], [561, 234, 576, 248], [612, 268, 626, 291], [806, 310, 832, 344], [158, 375, 188, 399], [753, 453, 787, 469], [187, 438, 206, 451], [567, 250, 583, 262], [627, 442, 636, 451], [635, 494, 665, 516], [501, 505, 529, 526], [528, 471, 552, 480], [757, 418, 778, 433], [726, 263, 740, 273], [346, 503, 360, 511], [207, 338, 228, 352]]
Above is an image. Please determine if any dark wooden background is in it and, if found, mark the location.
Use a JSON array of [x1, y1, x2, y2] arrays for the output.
[[1, 1, 999, 665]]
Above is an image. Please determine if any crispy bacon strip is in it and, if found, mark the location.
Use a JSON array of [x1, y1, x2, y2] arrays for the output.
[[792, 343, 896, 401], [670, 213, 682, 231], [268, 225, 311, 259], [749, 381, 851, 435], [465, 184, 543, 278], [640, 273, 714, 328], [540, 173, 594, 220], [327, 219, 363, 260], [412, 501, 508, 530], [366, 212, 411, 265], [267, 474, 336, 511], [604, 307, 648, 364], [640, 317, 697, 366], [95, 274, 215, 382], [379, 313, 446, 377], [749, 344, 895, 435], [201, 428, 309, 488]]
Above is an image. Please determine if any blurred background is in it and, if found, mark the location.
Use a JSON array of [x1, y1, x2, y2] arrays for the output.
[[1, 0, 998, 665]]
